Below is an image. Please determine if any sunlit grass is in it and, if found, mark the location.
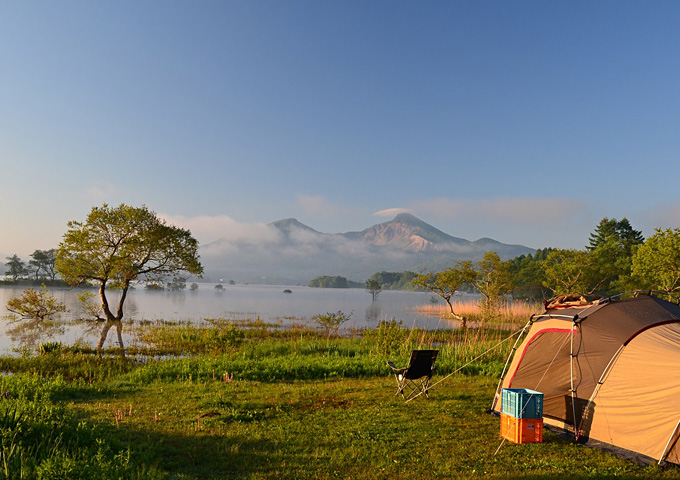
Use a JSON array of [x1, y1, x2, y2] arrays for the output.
[[414, 299, 540, 328], [8, 372, 678, 479]]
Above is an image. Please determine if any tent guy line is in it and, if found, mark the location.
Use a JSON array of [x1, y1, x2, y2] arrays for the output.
[[404, 328, 524, 404]]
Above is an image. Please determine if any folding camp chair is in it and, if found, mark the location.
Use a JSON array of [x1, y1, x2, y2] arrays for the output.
[[387, 350, 438, 401]]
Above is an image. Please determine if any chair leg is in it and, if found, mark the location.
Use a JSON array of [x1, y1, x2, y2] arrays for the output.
[[421, 377, 432, 399], [394, 375, 406, 398], [401, 380, 420, 401]]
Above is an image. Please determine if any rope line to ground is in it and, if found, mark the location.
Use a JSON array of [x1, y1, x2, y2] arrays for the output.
[[404, 328, 524, 404]]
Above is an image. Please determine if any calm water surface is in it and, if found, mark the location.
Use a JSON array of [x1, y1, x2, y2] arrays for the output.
[[0, 283, 462, 353]]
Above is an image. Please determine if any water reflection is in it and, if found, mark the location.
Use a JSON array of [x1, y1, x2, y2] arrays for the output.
[[0, 283, 460, 354], [365, 303, 381, 324], [167, 291, 186, 308], [5, 317, 65, 349]]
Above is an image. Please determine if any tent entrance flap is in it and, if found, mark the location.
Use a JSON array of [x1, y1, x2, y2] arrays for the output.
[[659, 417, 680, 465]]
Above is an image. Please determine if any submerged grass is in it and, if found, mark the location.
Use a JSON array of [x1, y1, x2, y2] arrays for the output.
[[0, 317, 678, 479]]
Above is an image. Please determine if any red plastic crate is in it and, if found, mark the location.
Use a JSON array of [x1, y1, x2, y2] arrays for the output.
[[500, 413, 543, 444]]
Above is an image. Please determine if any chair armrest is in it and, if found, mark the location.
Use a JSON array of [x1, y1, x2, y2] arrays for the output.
[[386, 361, 407, 372]]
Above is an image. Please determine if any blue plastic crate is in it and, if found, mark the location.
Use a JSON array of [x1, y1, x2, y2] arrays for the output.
[[501, 388, 543, 419]]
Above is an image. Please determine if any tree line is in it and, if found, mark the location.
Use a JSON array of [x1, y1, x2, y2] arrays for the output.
[[293, 217, 680, 312], [7, 207, 680, 348], [307, 272, 419, 290], [410, 217, 680, 326], [4, 249, 58, 282], [511, 217, 679, 298], [7, 217, 680, 304]]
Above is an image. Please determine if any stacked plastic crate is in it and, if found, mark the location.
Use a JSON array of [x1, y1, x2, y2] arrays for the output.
[[500, 388, 544, 444]]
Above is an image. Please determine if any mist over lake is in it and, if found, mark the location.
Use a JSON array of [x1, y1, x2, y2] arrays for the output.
[[0, 283, 463, 354]]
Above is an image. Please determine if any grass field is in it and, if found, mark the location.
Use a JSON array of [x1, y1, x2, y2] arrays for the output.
[[1, 318, 679, 479]]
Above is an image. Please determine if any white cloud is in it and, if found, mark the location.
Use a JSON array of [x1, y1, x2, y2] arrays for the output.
[[373, 208, 412, 217], [159, 213, 278, 247]]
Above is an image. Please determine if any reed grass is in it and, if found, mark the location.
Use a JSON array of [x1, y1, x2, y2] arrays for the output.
[[414, 299, 540, 327]]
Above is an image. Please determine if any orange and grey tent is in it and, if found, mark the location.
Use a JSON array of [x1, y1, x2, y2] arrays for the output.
[[491, 293, 680, 465]]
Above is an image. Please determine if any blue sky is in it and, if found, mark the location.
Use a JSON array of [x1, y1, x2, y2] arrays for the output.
[[2, 1, 680, 256]]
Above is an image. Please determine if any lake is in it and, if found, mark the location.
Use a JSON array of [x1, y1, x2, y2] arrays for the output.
[[0, 283, 464, 353]]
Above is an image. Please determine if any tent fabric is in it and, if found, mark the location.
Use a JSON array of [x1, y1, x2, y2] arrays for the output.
[[585, 322, 680, 463], [493, 294, 680, 465]]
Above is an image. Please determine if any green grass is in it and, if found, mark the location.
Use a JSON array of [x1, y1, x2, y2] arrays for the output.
[[1, 320, 679, 479], [59, 376, 680, 479]]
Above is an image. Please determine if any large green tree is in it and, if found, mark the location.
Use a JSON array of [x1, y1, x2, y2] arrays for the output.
[[412, 262, 475, 327], [588, 217, 644, 254], [631, 228, 680, 296], [587, 217, 644, 294], [55, 204, 203, 354]]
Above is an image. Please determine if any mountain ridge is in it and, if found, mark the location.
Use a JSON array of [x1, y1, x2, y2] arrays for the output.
[[202, 214, 534, 283], [343, 212, 470, 251]]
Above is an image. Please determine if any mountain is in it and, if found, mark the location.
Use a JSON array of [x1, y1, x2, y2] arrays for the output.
[[344, 213, 469, 251], [269, 218, 321, 238], [201, 214, 534, 283]]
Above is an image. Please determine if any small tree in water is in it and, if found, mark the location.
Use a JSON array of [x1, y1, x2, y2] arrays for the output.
[[6, 285, 67, 346], [55, 204, 203, 356], [313, 311, 352, 337], [365, 279, 381, 301], [6, 285, 66, 324]]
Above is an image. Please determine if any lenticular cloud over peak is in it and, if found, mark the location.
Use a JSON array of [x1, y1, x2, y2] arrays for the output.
[[373, 208, 412, 217]]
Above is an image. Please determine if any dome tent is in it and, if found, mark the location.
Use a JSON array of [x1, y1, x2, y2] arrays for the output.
[[491, 293, 680, 465]]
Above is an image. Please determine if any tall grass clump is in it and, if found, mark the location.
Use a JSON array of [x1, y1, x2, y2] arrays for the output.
[[415, 299, 538, 327], [134, 321, 245, 355], [0, 374, 163, 479], [361, 319, 519, 379], [123, 314, 521, 384], [0, 350, 136, 382]]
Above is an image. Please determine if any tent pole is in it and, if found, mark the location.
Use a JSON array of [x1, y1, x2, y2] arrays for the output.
[[570, 317, 579, 440], [659, 417, 680, 465]]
